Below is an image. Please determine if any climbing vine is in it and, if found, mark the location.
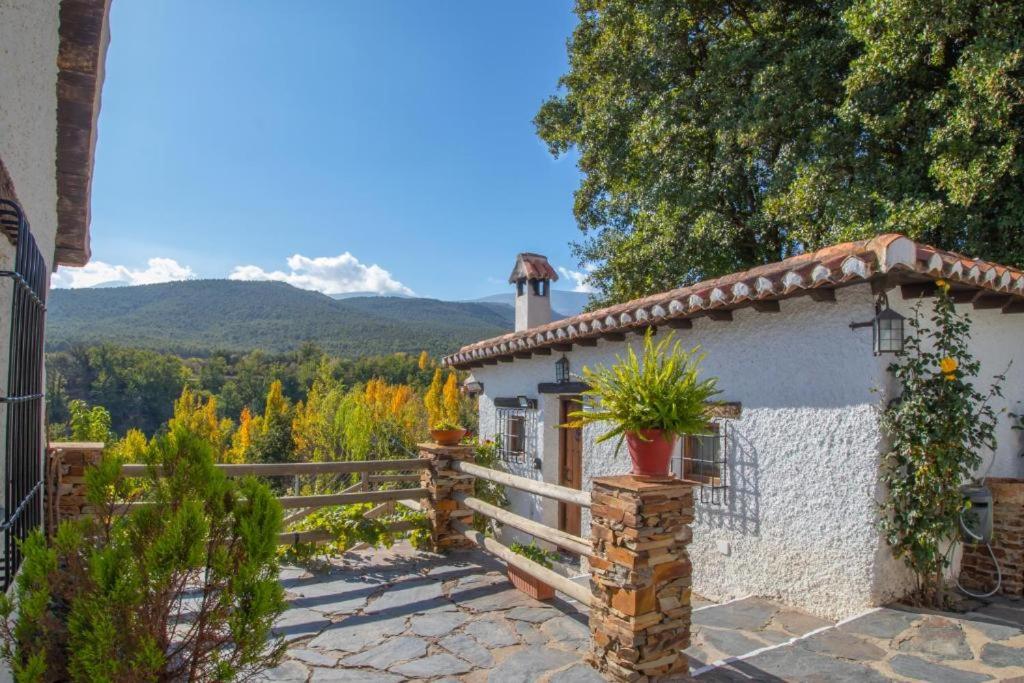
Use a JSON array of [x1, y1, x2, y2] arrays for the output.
[[880, 281, 1005, 607], [280, 504, 431, 564]]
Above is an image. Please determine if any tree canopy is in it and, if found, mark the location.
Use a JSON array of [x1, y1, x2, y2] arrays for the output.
[[536, 0, 1024, 305]]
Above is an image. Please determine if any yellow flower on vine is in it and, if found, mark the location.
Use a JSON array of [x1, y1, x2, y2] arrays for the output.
[[939, 357, 958, 375], [935, 279, 950, 292]]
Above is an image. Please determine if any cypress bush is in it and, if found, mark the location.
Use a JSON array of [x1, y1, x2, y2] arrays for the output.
[[0, 425, 286, 682]]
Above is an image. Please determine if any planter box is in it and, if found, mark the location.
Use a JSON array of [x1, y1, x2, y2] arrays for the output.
[[508, 564, 555, 601]]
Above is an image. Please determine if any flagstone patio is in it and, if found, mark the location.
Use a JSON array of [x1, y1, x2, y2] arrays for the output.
[[263, 541, 1024, 682]]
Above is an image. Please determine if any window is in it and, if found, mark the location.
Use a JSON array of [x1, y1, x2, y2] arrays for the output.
[[683, 424, 722, 485], [0, 200, 47, 590], [675, 421, 728, 505], [495, 406, 537, 464]]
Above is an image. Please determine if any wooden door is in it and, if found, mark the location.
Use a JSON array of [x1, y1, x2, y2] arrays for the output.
[[559, 398, 583, 536]]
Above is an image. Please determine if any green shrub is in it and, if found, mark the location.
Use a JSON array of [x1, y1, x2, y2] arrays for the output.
[[509, 541, 560, 570], [0, 425, 286, 682]]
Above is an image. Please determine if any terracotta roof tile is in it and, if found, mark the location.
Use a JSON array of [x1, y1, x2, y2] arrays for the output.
[[444, 234, 1024, 368], [508, 253, 559, 283]]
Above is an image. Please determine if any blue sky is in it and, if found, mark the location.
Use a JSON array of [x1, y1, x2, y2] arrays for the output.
[[54, 1, 591, 300]]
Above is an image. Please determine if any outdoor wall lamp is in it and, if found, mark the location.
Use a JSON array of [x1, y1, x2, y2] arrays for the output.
[[463, 380, 483, 395], [555, 355, 570, 384], [515, 395, 537, 410], [850, 292, 906, 355]]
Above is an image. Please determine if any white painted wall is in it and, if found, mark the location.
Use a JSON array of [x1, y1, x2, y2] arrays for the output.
[[474, 284, 924, 619], [0, 0, 60, 268]]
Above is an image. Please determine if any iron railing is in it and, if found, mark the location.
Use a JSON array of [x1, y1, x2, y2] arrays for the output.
[[0, 199, 47, 590]]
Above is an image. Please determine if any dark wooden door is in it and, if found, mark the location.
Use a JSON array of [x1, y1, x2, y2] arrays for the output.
[[559, 398, 583, 536]]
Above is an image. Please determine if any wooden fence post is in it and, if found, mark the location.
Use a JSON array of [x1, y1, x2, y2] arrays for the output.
[[588, 475, 696, 681], [418, 442, 475, 552]]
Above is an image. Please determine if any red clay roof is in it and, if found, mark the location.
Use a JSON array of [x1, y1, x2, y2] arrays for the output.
[[508, 253, 559, 283], [445, 234, 1024, 368]]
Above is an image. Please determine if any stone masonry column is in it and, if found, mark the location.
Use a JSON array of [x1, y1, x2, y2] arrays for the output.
[[589, 475, 696, 681], [418, 442, 475, 552], [45, 442, 104, 537]]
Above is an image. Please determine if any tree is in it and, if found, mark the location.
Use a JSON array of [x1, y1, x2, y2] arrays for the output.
[[537, 1, 1024, 305], [247, 381, 293, 464], [168, 387, 234, 459], [417, 350, 430, 371], [66, 400, 114, 444], [424, 369, 444, 429], [0, 425, 285, 681]]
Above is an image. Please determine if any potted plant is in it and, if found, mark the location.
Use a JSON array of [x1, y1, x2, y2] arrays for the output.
[[508, 540, 560, 600], [425, 370, 467, 445], [569, 330, 720, 476]]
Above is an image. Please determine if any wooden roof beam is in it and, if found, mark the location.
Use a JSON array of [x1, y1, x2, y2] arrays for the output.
[[552, 343, 573, 352], [808, 289, 836, 303], [666, 318, 693, 329], [751, 300, 781, 313], [706, 310, 733, 322], [973, 293, 1015, 310]]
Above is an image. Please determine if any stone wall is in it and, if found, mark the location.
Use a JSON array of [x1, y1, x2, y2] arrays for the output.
[[589, 475, 695, 681], [960, 478, 1024, 597], [45, 441, 103, 535], [418, 442, 475, 552]]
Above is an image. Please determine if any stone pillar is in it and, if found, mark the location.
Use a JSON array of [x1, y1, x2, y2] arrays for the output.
[[45, 441, 104, 536], [418, 442, 475, 552], [589, 475, 696, 682], [960, 478, 1024, 597]]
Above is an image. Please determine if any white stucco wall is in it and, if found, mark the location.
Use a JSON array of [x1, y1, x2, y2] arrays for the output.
[[473, 284, 922, 620], [0, 0, 60, 268]]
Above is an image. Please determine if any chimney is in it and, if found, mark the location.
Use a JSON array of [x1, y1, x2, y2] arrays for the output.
[[509, 253, 558, 332]]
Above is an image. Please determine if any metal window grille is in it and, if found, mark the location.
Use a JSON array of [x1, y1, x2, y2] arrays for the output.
[[0, 200, 47, 591], [495, 407, 537, 465], [673, 421, 729, 505]]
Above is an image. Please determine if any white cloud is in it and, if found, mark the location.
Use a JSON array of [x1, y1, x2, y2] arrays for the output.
[[229, 252, 414, 296], [52, 257, 196, 288], [558, 265, 598, 293]]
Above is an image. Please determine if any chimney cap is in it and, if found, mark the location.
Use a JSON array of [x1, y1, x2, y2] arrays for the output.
[[509, 252, 559, 284]]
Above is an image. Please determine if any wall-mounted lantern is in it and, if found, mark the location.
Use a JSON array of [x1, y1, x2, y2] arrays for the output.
[[850, 292, 906, 355], [462, 380, 483, 396], [555, 355, 570, 384]]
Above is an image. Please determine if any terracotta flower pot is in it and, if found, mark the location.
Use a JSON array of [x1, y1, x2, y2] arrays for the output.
[[507, 565, 555, 601], [430, 428, 466, 446], [625, 429, 677, 476]]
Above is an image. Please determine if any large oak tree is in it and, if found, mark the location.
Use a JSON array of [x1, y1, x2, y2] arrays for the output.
[[536, 0, 1024, 305]]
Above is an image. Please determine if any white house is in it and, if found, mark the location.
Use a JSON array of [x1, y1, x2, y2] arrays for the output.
[[443, 235, 1024, 620], [0, 0, 110, 593]]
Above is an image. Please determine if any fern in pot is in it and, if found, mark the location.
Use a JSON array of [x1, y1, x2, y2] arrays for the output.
[[569, 330, 720, 476]]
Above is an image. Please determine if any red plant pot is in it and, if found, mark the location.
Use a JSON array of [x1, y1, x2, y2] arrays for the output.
[[507, 565, 555, 601], [625, 429, 677, 476], [430, 428, 466, 446]]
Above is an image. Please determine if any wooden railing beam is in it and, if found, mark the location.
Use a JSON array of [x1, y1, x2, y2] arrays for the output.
[[277, 487, 428, 509], [455, 493, 591, 556], [451, 460, 591, 508], [120, 458, 429, 478], [451, 520, 592, 606]]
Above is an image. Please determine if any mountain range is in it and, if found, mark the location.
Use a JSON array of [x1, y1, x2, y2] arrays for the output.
[[45, 280, 591, 358]]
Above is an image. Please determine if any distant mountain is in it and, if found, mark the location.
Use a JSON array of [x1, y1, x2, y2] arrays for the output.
[[329, 291, 413, 300], [47, 280, 513, 358], [473, 289, 593, 317]]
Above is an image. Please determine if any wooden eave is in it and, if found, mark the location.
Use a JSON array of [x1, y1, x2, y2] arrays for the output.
[[444, 234, 1024, 369], [54, 0, 111, 267]]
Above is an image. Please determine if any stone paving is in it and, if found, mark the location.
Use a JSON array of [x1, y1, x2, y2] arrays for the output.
[[262, 541, 1024, 682], [691, 596, 1024, 681], [262, 541, 603, 682]]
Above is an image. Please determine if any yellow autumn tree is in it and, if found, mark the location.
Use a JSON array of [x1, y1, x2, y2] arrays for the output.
[[442, 371, 461, 426], [424, 369, 444, 428], [168, 386, 233, 459], [417, 350, 430, 371], [228, 406, 260, 463], [292, 362, 346, 464]]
